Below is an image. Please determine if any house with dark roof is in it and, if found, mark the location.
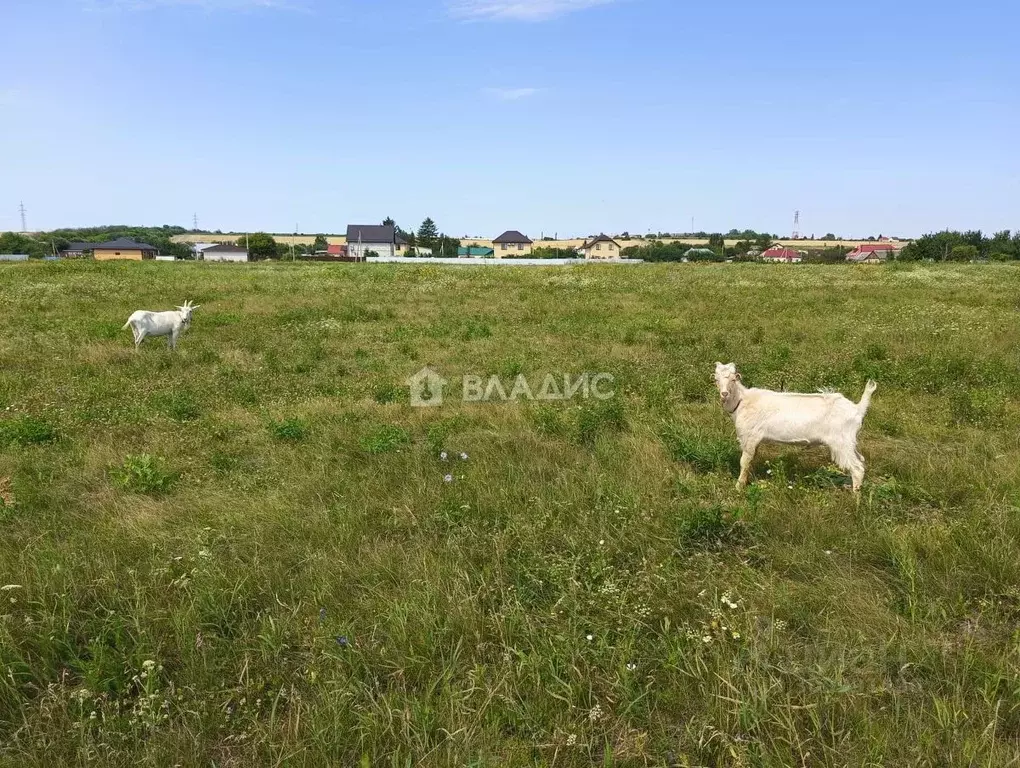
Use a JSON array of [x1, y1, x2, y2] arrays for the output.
[[493, 230, 533, 257], [846, 244, 897, 264], [91, 238, 158, 261], [346, 225, 408, 259], [59, 241, 95, 258], [579, 234, 623, 260], [761, 246, 803, 263]]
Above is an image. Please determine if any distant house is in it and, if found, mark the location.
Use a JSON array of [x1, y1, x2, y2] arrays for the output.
[[846, 244, 896, 264], [761, 246, 803, 263], [201, 244, 249, 263], [579, 234, 623, 259], [412, 246, 433, 257], [0, 254, 29, 262], [60, 241, 94, 258], [346, 225, 405, 259], [191, 242, 221, 258], [458, 246, 495, 258], [327, 244, 349, 258], [493, 230, 533, 257], [91, 238, 158, 261]]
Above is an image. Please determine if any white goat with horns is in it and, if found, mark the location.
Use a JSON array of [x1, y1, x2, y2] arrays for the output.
[[714, 362, 877, 492], [123, 300, 200, 351]]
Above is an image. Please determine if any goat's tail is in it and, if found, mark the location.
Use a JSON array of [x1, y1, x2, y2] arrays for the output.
[[857, 380, 878, 417], [122, 319, 133, 331]]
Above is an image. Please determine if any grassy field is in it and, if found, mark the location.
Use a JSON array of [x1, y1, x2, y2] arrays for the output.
[[1, 260, 1019, 766]]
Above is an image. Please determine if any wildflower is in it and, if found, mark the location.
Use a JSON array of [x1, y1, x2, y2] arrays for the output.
[[460, 452, 468, 460], [444, 475, 453, 483], [586, 633, 593, 642], [824, 550, 832, 555], [142, 660, 156, 672], [336, 636, 349, 648], [731, 631, 741, 640], [766, 469, 772, 475], [566, 734, 578, 747], [588, 703, 603, 722], [198, 548, 212, 558], [787, 484, 794, 490], [599, 539, 605, 546], [0, 585, 22, 591], [702, 635, 712, 644], [440, 452, 448, 461]]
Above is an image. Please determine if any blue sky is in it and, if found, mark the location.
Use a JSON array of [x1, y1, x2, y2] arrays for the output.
[[2, 0, 1018, 237]]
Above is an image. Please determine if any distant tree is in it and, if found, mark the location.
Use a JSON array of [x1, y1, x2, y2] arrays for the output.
[[823, 233, 836, 240], [0, 232, 46, 258], [950, 244, 980, 262], [312, 234, 329, 252], [238, 233, 279, 261], [417, 218, 439, 249], [707, 233, 725, 250], [383, 217, 395, 227]]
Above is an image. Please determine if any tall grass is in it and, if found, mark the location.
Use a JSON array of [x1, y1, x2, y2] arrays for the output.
[[1, 261, 1019, 765]]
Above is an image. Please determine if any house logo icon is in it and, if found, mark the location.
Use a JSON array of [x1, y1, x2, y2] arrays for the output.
[[408, 366, 447, 408]]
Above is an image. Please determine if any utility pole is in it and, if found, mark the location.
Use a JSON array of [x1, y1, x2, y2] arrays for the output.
[[192, 212, 199, 231], [19, 201, 27, 233]]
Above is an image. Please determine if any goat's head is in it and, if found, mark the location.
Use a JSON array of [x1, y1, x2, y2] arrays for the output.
[[177, 300, 201, 325], [714, 362, 742, 406]]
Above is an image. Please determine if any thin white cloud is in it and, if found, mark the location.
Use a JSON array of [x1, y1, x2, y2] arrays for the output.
[[450, 0, 615, 21], [485, 87, 542, 101]]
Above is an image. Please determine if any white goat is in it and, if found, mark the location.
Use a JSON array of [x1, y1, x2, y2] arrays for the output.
[[122, 300, 200, 351], [714, 362, 877, 492]]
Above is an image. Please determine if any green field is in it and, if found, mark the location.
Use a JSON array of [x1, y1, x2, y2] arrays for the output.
[[2, 261, 1020, 766]]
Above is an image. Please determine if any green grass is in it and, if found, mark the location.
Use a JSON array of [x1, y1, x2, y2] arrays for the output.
[[2, 260, 1020, 766]]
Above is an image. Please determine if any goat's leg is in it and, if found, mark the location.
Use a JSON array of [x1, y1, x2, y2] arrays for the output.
[[737, 439, 760, 489], [134, 330, 146, 350], [831, 442, 865, 492]]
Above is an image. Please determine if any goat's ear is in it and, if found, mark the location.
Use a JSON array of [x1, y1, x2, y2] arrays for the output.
[[714, 361, 723, 369], [735, 373, 742, 381]]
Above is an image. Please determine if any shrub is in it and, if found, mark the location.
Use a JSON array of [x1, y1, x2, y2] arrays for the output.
[[0, 416, 57, 447], [111, 454, 177, 495], [269, 418, 309, 441]]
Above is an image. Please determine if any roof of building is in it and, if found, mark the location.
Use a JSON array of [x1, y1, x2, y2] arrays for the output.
[[327, 243, 348, 255], [202, 244, 248, 253], [347, 224, 398, 244], [851, 244, 897, 253], [62, 241, 95, 251], [762, 246, 802, 259], [493, 230, 533, 244], [91, 237, 157, 251], [582, 234, 621, 249]]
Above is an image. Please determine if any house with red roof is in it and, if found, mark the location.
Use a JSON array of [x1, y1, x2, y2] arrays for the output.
[[761, 246, 803, 263], [846, 244, 898, 264]]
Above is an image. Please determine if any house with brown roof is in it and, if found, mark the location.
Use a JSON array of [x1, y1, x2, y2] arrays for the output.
[[493, 230, 533, 257], [579, 234, 623, 259]]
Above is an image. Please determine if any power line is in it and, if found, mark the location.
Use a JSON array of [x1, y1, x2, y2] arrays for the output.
[[193, 212, 199, 231], [19, 201, 27, 233]]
